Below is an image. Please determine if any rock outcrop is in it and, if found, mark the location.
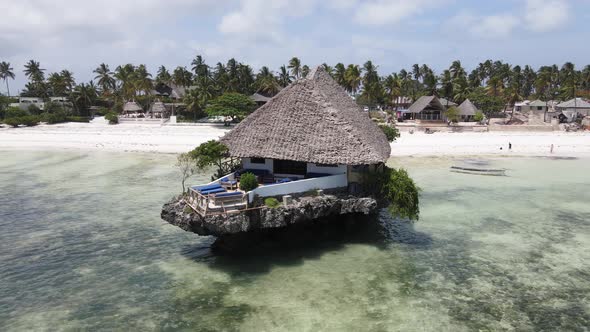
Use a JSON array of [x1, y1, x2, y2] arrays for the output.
[[161, 194, 379, 237]]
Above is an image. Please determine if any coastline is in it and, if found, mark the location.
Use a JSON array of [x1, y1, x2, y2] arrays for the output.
[[1, 122, 589, 157]]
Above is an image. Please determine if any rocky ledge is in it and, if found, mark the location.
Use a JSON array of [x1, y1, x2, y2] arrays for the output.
[[161, 194, 379, 237]]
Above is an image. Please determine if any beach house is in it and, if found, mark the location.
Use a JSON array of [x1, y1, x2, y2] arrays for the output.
[[457, 99, 478, 122], [186, 66, 391, 216], [556, 98, 590, 122], [406, 96, 448, 122]]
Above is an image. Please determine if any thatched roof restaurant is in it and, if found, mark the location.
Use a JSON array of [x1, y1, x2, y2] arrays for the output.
[[123, 101, 143, 113], [186, 66, 392, 218], [458, 99, 478, 118], [407, 96, 447, 121], [221, 66, 390, 166]]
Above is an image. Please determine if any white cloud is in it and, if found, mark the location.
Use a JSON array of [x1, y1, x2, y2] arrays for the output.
[[524, 0, 570, 31], [354, 0, 446, 25], [473, 14, 519, 38], [218, 0, 317, 42]]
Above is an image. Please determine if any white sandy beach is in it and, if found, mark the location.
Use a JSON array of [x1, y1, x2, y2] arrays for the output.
[[0, 120, 589, 157]]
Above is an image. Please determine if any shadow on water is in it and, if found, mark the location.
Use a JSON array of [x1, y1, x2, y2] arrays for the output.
[[181, 209, 433, 276]]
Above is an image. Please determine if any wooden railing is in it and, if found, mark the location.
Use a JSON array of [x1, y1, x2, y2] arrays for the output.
[[186, 188, 248, 217]]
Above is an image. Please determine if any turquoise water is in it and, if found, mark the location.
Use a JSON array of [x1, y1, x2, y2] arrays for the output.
[[0, 151, 588, 331]]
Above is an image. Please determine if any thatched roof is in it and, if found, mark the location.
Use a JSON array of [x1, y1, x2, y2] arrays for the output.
[[123, 101, 143, 113], [250, 93, 271, 103], [557, 98, 590, 109], [529, 100, 547, 107], [220, 66, 391, 165], [439, 98, 457, 107], [408, 96, 446, 113], [458, 99, 478, 116], [150, 101, 167, 113]]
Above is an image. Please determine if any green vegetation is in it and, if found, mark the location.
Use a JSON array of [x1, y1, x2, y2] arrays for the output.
[[239, 173, 258, 192], [104, 112, 119, 124], [365, 166, 421, 221], [474, 111, 485, 123], [445, 106, 460, 123], [264, 198, 281, 208], [4, 115, 39, 127], [188, 140, 229, 171], [205, 93, 256, 122], [176, 153, 196, 193], [379, 125, 400, 142]]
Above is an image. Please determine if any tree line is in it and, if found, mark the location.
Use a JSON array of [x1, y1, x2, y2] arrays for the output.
[[2, 56, 590, 118]]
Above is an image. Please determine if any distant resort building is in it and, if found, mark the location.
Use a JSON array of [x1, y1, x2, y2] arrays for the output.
[[556, 98, 590, 122], [10, 97, 46, 111], [121, 101, 144, 117], [151, 82, 187, 100], [405, 96, 448, 122], [186, 66, 390, 216], [438, 98, 457, 108], [250, 93, 271, 107], [457, 99, 478, 121]]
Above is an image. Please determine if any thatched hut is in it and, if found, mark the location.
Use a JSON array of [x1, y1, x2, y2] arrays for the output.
[[219, 66, 390, 195], [457, 99, 478, 121], [122, 101, 144, 116], [407, 96, 447, 122], [149, 101, 169, 118], [250, 93, 271, 107]]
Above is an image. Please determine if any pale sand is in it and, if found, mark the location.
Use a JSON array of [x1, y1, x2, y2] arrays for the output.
[[0, 120, 589, 157]]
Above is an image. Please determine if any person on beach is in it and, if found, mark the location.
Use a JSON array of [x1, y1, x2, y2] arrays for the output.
[[509, 142, 512, 150], [550, 144, 554, 154]]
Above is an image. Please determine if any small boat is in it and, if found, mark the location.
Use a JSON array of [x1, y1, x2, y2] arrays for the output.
[[450, 166, 506, 176]]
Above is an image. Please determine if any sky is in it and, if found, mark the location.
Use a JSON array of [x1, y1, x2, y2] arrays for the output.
[[1, 0, 589, 92]]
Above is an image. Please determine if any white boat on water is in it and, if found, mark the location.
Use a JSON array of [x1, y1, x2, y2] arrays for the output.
[[450, 166, 506, 176]]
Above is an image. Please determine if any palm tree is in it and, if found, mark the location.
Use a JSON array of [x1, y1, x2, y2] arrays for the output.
[[333, 63, 346, 87], [384, 74, 402, 109], [439, 70, 453, 100], [172, 66, 193, 88], [301, 65, 310, 78], [288, 57, 301, 79], [184, 76, 216, 120], [321, 63, 334, 76], [93, 63, 115, 96], [73, 82, 98, 116], [114, 64, 136, 100], [134, 64, 153, 96], [47, 72, 66, 96], [278, 65, 292, 87], [237, 64, 255, 94], [24, 60, 45, 82], [344, 64, 362, 94], [255, 66, 280, 96], [0, 61, 15, 96], [156, 66, 172, 84], [191, 55, 209, 79]]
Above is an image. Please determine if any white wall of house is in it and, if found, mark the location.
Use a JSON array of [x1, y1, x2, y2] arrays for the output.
[[242, 158, 273, 173], [247, 173, 348, 202], [306, 163, 347, 175]]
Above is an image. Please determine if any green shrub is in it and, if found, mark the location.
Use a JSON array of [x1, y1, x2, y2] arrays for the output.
[[365, 166, 421, 220], [27, 104, 42, 115], [474, 111, 484, 123], [67, 116, 90, 123], [94, 107, 109, 116], [379, 125, 400, 142], [4, 115, 39, 127], [40, 111, 67, 124], [105, 112, 119, 124], [239, 172, 258, 192], [5, 107, 29, 118], [445, 106, 460, 123], [264, 197, 281, 208]]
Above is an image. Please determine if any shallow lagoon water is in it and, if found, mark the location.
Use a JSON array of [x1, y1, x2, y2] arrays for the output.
[[0, 150, 588, 331]]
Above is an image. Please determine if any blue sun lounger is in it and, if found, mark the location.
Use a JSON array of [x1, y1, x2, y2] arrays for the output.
[[191, 183, 223, 192]]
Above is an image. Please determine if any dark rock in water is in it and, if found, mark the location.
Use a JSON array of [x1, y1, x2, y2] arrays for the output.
[[161, 194, 379, 237]]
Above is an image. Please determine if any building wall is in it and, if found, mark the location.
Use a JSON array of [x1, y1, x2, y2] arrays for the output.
[[306, 163, 347, 175], [242, 158, 274, 173], [247, 173, 348, 202]]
